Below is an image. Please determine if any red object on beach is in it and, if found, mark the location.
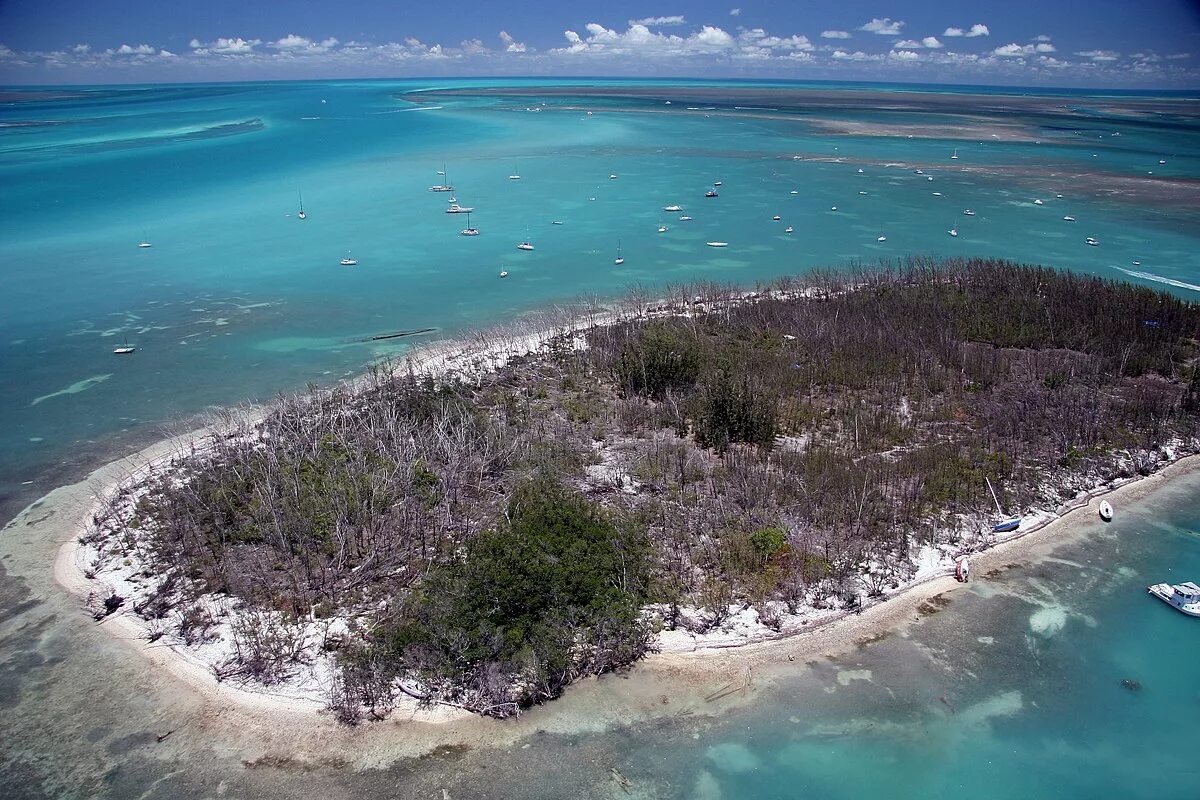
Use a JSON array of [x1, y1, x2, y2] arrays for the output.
[[954, 556, 971, 583]]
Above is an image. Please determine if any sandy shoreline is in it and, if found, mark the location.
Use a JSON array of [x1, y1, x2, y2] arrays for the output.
[[43, 405, 1200, 731]]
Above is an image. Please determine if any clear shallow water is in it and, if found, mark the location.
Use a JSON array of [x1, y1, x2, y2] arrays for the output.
[[1, 78, 1200, 797], [2, 78, 1199, 518]]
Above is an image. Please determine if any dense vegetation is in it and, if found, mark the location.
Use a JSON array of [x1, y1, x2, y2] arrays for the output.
[[89, 258, 1200, 720]]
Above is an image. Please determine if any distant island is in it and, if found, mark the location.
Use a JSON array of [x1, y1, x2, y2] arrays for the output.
[[75, 258, 1200, 723]]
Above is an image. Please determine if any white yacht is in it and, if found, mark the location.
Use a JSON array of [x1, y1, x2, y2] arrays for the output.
[[772, 215, 781, 221], [1148, 581, 1200, 617], [706, 241, 728, 247], [508, 173, 521, 180], [705, 189, 718, 198], [963, 209, 976, 216], [445, 203, 474, 214], [876, 234, 887, 242], [429, 165, 454, 192], [137, 241, 152, 248], [609, 174, 618, 180], [517, 229, 534, 250], [663, 205, 683, 212], [1063, 215, 1076, 222], [658, 223, 668, 233], [340, 251, 357, 266], [113, 338, 136, 355]]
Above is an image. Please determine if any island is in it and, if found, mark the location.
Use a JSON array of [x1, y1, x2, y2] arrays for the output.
[[70, 258, 1200, 723]]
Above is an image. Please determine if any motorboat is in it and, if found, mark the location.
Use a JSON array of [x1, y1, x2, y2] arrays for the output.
[[445, 204, 474, 214], [784, 226, 793, 234], [1147, 581, 1200, 617], [705, 189, 718, 198], [1063, 215, 1076, 222], [137, 241, 152, 248], [713, 181, 722, 186], [609, 174, 618, 179], [679, 215, 693, 221], [948, 227, 958, 237], [663, 205, 683, 212], [772, 215, 781, 221], [1099, 500, 1113, 521], [658, 223, 668, 233], [963, 209, 976, 216]]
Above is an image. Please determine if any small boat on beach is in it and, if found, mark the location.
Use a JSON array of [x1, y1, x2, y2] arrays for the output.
[[1147, 581, 1200, 617], [954, 556, 971, 583], [987, 476, 1020, 533], [1099, 500, 1113, 521]]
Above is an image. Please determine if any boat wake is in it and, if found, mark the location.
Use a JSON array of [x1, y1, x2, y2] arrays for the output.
[[1115, 268, 1200, 294]]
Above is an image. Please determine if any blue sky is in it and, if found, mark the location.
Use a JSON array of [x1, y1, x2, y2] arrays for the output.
[[1, 1, 1197, 87]]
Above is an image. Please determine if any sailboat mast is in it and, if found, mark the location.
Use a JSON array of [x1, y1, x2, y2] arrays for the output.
[[985, 476, 1003, 515]]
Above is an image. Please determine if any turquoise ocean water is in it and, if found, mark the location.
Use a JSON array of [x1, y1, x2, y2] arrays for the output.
[[1, 78, 1198, 798]]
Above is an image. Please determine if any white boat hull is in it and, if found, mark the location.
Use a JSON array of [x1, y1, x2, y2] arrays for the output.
[[1099, 500, 1113, 521], [1148, 583, 1200, 617]]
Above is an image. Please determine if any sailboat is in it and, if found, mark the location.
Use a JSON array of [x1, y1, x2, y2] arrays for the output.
[[986, 476, 1020, 533], [297, 191, 306, 220], [516, 229, 534, 251], [112, 336, 136, 355], [614, 240, 624, 265], [429, 164, 454, 192], [948, 226, 958, 237], [137, 232, 152, 248], [951, 148, 959, 160], [340, 251, 358, 266], [657, 220, 668, 233], [460, 212, 479, 236]]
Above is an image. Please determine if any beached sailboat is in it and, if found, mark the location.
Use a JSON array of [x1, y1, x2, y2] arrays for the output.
[[1099, 500, 1113, 521], [986, 476, 1020, 533], [297, 191, 306, 220]]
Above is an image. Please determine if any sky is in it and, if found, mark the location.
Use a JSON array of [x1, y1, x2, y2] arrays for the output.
[[0, 0, 1198, 88]]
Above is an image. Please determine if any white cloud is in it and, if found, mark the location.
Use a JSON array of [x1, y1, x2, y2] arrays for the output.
[[994, 42, 1055, 57], [1034, 34, 1052, 42], [270, 35, 339, 53], [200, 37, 261, 55], [821, 30, 851, 39], [630, 16, 686, 26], [71, 43, 90, 54], [553, 23, 735, 58], [739, 29, 814, 52], [160, 49, 175, 58], [859, 18, 904, 35], [729, 8, 741, 16], [832, 50, 873, 61], [274, 34, 311, 49], [115, 44, 156, 55], [1076, 50, 1120, 62], [894, 40, 922, 50], [889, 49, 920, 61], [499, 30, 526, 53], [922, 36, 943, 49], [945, 24, 989, 37], [1165, 52, 1191, 60]]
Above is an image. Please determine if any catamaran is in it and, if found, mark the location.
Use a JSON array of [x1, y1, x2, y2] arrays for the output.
[[460, 212, 479, 236], [429, 164, 454, 192]]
